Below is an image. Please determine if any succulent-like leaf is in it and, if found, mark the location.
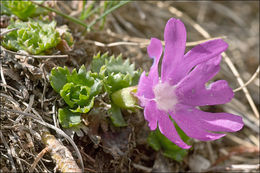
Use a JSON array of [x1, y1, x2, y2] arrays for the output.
[[50, 65, 101, 115], [105, 73, 132, 93], [60, 83, 91, 108], [49, 66, 70, 93], [58, 108, 81, 128], [67, 65, 94, 87], [1, 0, 37, 20], [90, 52, 141, 127], [91, 52, 108, 73], [90, 52, 141, 93], [70, 97, 95, 113], [105, 54, 135, 76], [108, 103, 127, 127], [2, 19, 61, 55]]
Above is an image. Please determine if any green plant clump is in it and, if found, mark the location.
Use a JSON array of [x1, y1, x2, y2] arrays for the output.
[[50, 65, 102, 128], [49, 53, 141, 128], [1, 0, 45, 20], [2, 19, 61, 55], [91, 53, 141, 126]]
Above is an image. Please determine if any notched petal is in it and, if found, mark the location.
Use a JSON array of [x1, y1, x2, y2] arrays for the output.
[[144, 101, 159, 130], [161, 18, 186, 84], [158, 113, 191, 149], [147, 38, 163, 60], [171, 105, 244, 141], [136, 72, 154, 107]]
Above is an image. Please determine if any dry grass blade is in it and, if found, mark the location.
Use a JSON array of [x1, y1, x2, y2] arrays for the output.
[[2, 108, 84, 172], [0, 130, 17, 172], [222, 53, 259, 118], [0, 28, 18, 37], [206, 164, 260, 172], [0, 61, 7, 91], [233, 66, 260, 92], [29, 146, 49, 173], [1, 46, 68, 59], [84, 36, 226, 48]]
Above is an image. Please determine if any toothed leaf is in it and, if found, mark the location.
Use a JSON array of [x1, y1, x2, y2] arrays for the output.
[[1, 0, 37, 20], [2, 19, 61, 55], [50, 65, 102, 115], [91, 52, 108, 73], [90, 52, 141, 93], [105, 73, 132, 93]]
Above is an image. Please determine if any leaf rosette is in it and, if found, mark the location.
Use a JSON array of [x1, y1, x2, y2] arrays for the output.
[[91, 52, 141, 93], [1, 0, 37, 20], [2, 19, 60, 55], [50, 65, 102, 128], [90, 52, 141, 127]]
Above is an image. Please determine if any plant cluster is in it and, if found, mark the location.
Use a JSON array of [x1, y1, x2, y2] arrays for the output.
[[50, 53, 141, 128], [1, 0, 46, 20], [1, 0, 245, 163], [2, 19, 62, 55]]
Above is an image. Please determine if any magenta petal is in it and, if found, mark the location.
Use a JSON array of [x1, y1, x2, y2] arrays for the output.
[[183, 39, 228, 76], [171, 39, 228, 83], [171, 106, 226, 141], [147, 38, 163, 83], [137, 38, 162, 107], [182, 106, 243, 132], [161, 18, 186, 84], [177, 80, 234, 106], [175, 55, 232, 106], [144, 101, 159, 130], [158, 113, 191, 149], [136, 72, 154, 107]]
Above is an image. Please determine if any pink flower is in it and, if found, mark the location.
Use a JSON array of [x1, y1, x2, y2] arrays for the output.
[[136, 18, 244, 149]]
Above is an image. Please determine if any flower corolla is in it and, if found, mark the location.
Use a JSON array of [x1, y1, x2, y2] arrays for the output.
[[136, 18, 244, 149]]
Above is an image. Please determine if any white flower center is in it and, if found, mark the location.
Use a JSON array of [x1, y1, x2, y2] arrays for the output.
[[153, 81, 178, 112]]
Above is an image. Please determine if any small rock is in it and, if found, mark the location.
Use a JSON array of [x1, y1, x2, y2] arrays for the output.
[[188, 155, 211, 172]]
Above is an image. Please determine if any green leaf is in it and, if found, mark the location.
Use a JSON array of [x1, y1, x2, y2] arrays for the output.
[[66, 65, 102, 98], [2, 19, 61, 55], [105, 73, 132, 93], [108, 103, 127, 127], [105, 54, 135, 76], [1, 0, 37, 20], [60, 83, 91, 108], [58, 108, 81, 128], [49, 66, 70, 93], [67, 65, 94, 87], [148, 122, 190, 162], [91, 52, 107, 73], [51, 65, 101, 115], [90, 52, 141, 93], [90, 79, 102, 97], [132, 69, 142, 86], [70, 97, 95, 113], [111, 86, 138, 110]]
